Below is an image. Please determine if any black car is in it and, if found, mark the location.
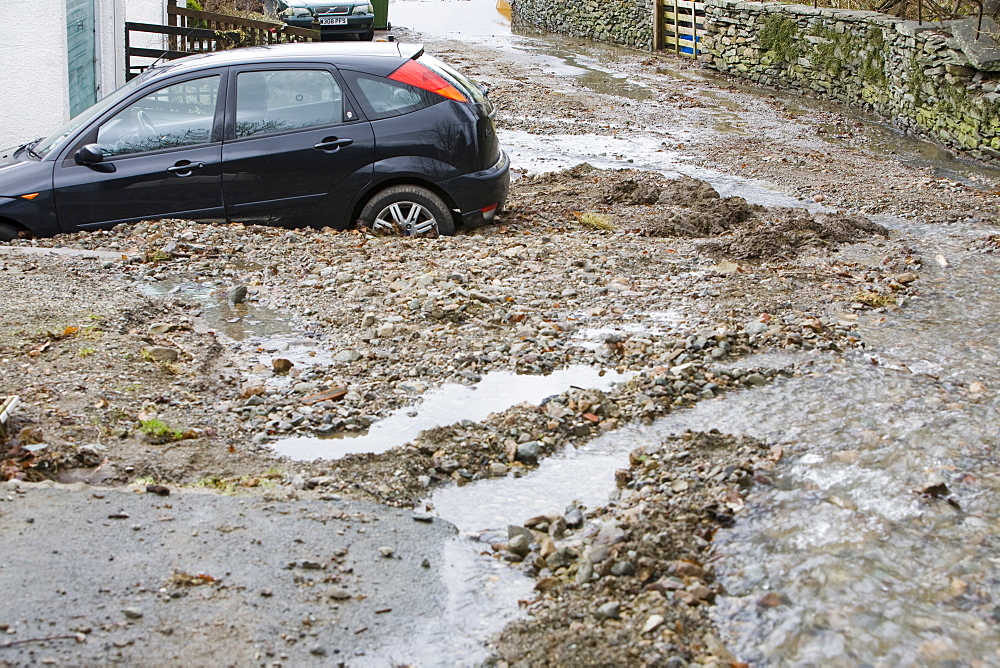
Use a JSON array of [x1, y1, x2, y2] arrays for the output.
[[279, 0, 376, 41], [0, 42, 509, 240]]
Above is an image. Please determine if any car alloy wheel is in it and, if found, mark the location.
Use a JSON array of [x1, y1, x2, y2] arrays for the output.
[[360, 185, 455, 237]]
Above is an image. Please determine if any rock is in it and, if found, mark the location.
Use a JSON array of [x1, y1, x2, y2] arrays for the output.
[[516, 441, 540, 465], [328, 587, 352, 600], [610, 560, 636, 576], [489, 462, 509, 477], [564, 507, 584, 528], [378, 546, 395, 558], [744, 372, 766, 387], [148, 322, 184, 335], [229, 285, 248, 304], [508, 533, 531, 558], [594, 601, 621, 620], [334, 350, 362, 363], [122, 607, 143, 619], [685, 581, 713, 602], [310, 646, 327, 656], [642, 614, 665, 634], [668, 560, 706, 579], [272, 358, 293, 374], [143, 346, 179, 362], [594, 524, 626, 547], [145, 484, 170, 496], [587, 545, 611, 563], [508, 525, 533, 543], [537, 535, 556, 559], [545, 546, 578, 569]]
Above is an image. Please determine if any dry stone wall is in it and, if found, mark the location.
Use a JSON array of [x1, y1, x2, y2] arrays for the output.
[[700, 0, 1000, 161], [511, 0, 655, 50]]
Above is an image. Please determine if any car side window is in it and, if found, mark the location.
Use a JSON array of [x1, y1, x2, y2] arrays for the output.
[[235, 70, 343, 138], [340, 70, 440, 121], [96, 76, 220, 157]]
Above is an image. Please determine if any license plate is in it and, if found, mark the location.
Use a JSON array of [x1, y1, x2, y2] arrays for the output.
[[320, 16, 348, 25]]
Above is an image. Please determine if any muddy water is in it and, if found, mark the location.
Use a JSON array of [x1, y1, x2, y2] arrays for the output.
[[274, 365, 631, 460]]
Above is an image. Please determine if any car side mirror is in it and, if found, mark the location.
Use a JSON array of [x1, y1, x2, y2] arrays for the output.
[[74, 144, 104, 166]]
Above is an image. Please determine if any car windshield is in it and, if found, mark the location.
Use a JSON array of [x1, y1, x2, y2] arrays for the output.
[[33, 74, 150, 158]]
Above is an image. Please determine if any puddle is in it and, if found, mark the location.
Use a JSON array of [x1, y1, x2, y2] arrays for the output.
[[573, 307, 692, 350], [137, 278, 294, 341], [273, 365, 632, 461], [431, 420, 661, 532]]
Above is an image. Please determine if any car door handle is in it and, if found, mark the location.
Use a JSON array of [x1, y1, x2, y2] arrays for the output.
[[166, 161, 205, 176], [314, 137, 353, 152]]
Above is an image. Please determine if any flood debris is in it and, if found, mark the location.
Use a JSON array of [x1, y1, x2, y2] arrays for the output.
[[511, 164, 889, 260], [490, 431, 773, 666]]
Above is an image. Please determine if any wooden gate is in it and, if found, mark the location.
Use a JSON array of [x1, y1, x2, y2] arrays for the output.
[[66, 0, 97, 116], [125, 0, 319, 80], [656, 0, 705, 57]]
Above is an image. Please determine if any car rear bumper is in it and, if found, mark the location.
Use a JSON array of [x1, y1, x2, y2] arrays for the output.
[[441, 150, 510, 230]]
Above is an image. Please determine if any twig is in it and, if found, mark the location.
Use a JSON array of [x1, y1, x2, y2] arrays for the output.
[[0, 634, 81, 649]]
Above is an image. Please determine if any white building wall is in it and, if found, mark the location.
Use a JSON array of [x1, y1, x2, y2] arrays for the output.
[[0, 0, 71, 147], [1, 0, 166, 147]]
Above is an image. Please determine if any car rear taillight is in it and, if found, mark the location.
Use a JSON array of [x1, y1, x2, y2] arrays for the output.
[[388, 60, 468, 103]]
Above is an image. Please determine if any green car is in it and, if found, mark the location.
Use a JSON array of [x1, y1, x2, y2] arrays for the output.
[[279, 0, 375, 41]]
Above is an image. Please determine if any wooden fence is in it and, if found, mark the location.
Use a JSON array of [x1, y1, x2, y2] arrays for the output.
[[654, 0, 706, 57], [126, 0, 319, 79]]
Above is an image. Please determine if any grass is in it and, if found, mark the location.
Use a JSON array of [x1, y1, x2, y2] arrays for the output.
[[139, 418, 185, 443], [577, 212, 616, 231], [193, 475, 236, 493]]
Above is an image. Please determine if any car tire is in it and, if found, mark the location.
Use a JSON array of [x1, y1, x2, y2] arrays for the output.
[[361, 27, 375, 41], [360, 186, 455, 237], [0, 223, 22, 242]]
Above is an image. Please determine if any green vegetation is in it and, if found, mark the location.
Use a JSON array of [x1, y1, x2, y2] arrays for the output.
[[187, 0, 208, 28], [759, 16, 801, 65], [78, 347, 96, 357], [194, 474, 234, 492], [139, 418, 185, 443]]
